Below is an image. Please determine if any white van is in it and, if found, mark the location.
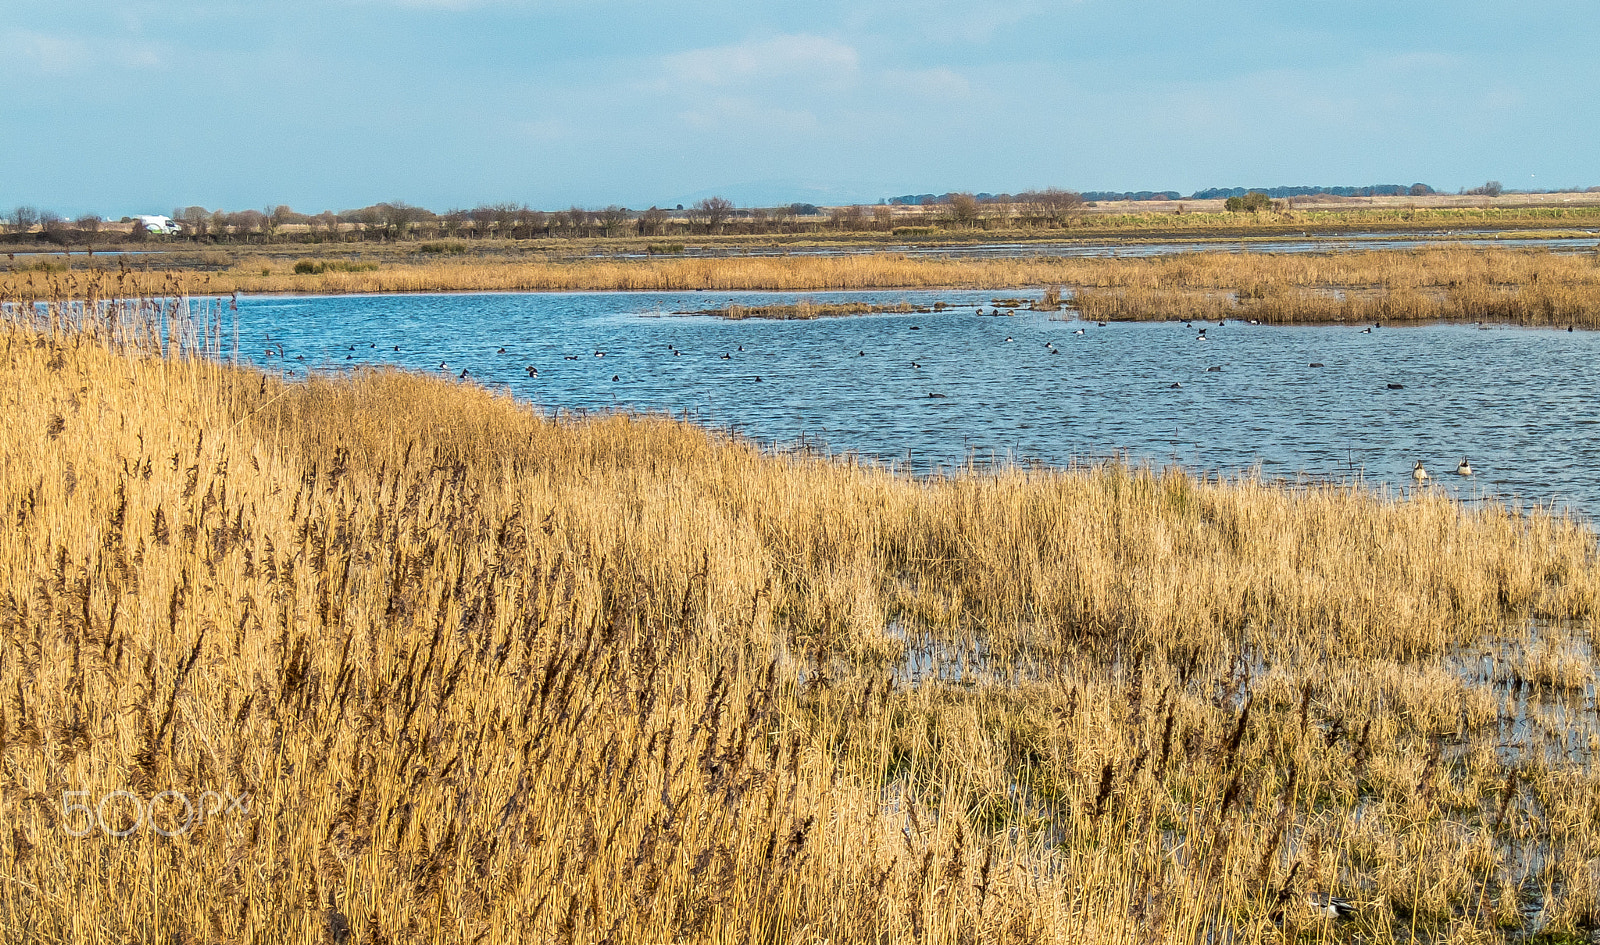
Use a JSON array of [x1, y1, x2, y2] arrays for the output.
[[136, 215, 183, 236]]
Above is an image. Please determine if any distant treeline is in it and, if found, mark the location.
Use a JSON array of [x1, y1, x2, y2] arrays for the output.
[[890, 184, 1438, 204], [1191, 184, 1437, 199]]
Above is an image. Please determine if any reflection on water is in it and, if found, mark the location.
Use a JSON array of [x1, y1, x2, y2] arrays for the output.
[[240, 288, 1600, 522]]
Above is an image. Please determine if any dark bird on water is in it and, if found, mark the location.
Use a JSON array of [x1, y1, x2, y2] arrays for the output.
[[612, 374, 619, 381], [459, 368, 469, 378], [1309, 362, 1324, 367], [1207, 366, 1222, 372], [721, 353, 731, 360], [497, 347, 506, 354], [928, 392, 946, 398], [1387, 383, 1404, 389]]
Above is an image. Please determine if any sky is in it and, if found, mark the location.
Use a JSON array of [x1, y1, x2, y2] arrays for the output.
[[4, 1, 1598, 217]]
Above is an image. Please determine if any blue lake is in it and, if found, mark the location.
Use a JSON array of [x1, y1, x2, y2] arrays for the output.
[[239, 289, 1600, 523]]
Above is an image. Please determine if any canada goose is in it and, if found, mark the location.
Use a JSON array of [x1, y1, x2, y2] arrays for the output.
[[754, 376, 762, 381], [439, 362, 448, 370], [497, 347, 506, 354], [1309, 362, 1324, 368], [1387, 383, 1404, 389], [459, 368, 469, 378], [345, 354, 352, 360], [612, 374, 619, 381], [1360, 327, 1372, 334], [393, 345, 399, 351], [564, 355, 579, 360], [720, 353, 731, 360], [594, 351, 605, 357], [1073, 328, 1085, 335], [526, 366, 538, 376], [1457, 457, 1473, 476], [858, 350, 865, 356], [1169, 382, 1181, 389], [1412, 461, 1428, 482], [1196, 333, 1209, 342], [1207, 365, 1222, 372], [738, 344, 744, 351], [1005, 336, 1014, 342], [1097, 321, 1107, 327], [927, 392, 946, 398], [911, 361, 921, 369]]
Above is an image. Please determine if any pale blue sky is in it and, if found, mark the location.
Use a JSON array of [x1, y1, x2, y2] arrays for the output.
[[4, 1, 1596, 216]]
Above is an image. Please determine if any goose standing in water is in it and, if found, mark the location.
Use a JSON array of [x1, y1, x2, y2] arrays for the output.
[[1412, 460, 1428, 483], [1457, 457, 1473, 476]]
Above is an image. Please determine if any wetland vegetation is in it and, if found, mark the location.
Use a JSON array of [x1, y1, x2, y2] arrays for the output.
[[3, 282, 1600, 942]]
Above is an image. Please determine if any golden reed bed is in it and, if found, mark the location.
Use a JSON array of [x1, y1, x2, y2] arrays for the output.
[[9, 244, 1600, 327], [2, 291, 1600, 942]]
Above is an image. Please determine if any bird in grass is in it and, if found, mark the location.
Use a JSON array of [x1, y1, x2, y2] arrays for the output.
[[1306, 893, 1356, 921], [1457, 457, 1473, 476], [1413, 460, 1429, 482]]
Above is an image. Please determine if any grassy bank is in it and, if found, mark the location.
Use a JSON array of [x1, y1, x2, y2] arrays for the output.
[[3, 299, 1600, 942]]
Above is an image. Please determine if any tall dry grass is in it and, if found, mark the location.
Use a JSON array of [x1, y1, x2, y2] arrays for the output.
[[9, 246, 1600, 327], [4, 284, 1600, 942]]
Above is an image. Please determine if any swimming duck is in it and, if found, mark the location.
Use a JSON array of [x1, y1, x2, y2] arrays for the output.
[[1412, 460, 1428, 482], [1073, 328, 1085, 335], [1457, 457, 1473, 476]]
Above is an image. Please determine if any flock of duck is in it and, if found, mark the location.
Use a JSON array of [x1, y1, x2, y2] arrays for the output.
[[263, 311, 1463, 487]]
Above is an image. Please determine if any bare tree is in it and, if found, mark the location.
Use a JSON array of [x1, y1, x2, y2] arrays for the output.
[[178, 206, 211, 238], [637, 206, 668, 237], [689, 196, 734, 233], [599, 206, 629, 236], [9, 206, 39, 234], [313, 211, 341, 240], [949, 193, 980, 228]]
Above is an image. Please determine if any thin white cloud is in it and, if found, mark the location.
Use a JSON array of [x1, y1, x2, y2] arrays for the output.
[[660, 34, 860, 91], [1, 28, 169, 76]]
